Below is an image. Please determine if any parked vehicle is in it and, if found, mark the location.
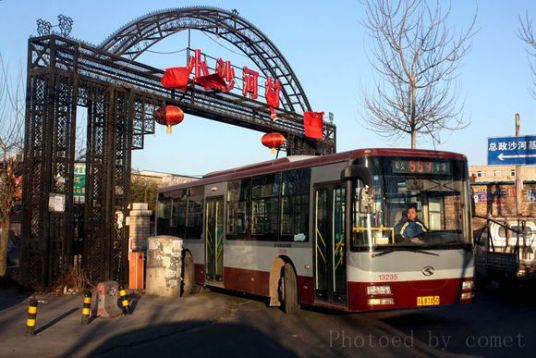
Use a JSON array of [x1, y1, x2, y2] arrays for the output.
[[475, 217, 536, 281]]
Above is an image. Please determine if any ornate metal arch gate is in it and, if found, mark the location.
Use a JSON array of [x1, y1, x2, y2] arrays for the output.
[[21, 7, 336, 288]]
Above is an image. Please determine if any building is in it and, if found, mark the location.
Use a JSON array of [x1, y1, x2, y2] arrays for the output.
[[132, 170, 199, 187], [470, 165, 536, 184], [72, 164, 199, 204], [469, 165, 536, 218], [130, 170, 199, 216]]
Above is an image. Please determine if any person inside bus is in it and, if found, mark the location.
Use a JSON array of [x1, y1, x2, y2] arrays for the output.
[[395, 204, 427, 244]]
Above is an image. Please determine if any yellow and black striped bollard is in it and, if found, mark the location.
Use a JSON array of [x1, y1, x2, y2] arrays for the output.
[[81, 291, 92, 324], [25, 298, 38, 336], [119, 287, 130, 315]]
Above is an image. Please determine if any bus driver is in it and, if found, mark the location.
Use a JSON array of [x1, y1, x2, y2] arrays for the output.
[[396, 205, 427, 244]]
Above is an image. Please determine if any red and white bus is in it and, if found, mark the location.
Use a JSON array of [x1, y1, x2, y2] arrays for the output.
[[156, 148, 474, 312]]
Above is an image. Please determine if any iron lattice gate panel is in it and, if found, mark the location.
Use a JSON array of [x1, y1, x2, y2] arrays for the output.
[[21, 68, 79, 288], [22, 80, 128, 287], [82, 86, 134, 284]]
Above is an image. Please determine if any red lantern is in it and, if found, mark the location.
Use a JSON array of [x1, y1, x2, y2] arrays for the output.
[[303, 111, 324, 140], [261, 132, 286, 153], [155, 105, 184, 134], [161, 67, 191, 91]]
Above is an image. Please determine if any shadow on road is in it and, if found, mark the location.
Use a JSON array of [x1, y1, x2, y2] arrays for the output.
[[64, 320, 298, 357], [478, 282, 536, 306], [0, 288, 30, 312], [35, 307, 79, 335], [374, 285, 536, 357]]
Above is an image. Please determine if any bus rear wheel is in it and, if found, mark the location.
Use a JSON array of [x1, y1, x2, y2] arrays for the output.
[[182, 251, 195, 297], [280, 263, 300, 314]]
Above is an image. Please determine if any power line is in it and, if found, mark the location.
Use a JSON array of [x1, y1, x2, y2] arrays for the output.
[[200, 31, 248, 58], [145, 48, 188, 55]]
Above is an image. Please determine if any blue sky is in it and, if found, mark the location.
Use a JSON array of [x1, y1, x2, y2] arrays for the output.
[[1, 0, 536, 175]]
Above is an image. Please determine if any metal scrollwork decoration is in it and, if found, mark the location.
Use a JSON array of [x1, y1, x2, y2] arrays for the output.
[[36, 19, 52, 36], [58, 14, 73, 37], [36, 14, 73, 37]]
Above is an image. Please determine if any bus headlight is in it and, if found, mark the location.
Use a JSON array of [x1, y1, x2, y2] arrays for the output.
[[461, 280, 474, 291], [368, 298, 394, 306], [367, 285, 392, 295]]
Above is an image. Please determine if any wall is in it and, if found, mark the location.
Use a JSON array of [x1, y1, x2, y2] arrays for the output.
[[471, 183, 536, 217]]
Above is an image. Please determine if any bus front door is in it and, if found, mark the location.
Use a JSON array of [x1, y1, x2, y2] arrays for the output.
[[205, 196, 224, 283], [314, 185, 347, 305]]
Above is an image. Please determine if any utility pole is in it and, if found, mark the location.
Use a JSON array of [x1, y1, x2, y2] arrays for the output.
[[515, 113, 523, 216]]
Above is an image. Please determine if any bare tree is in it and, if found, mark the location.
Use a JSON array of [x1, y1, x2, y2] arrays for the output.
[[362, 0, 476, 148], [0, 54, 24, 278], [519, 12, 536, 97], [130, 171, 159, 213]]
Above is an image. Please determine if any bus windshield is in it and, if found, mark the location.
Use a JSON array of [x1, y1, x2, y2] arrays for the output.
[[351, 156, 471, 250]]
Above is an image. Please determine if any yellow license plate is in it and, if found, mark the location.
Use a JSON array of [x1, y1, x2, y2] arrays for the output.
[[417, 296, 440, 306]]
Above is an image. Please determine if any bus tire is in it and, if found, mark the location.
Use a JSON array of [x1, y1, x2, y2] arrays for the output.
[[281, 263, 300, 314], [182, 251, 195, 297]]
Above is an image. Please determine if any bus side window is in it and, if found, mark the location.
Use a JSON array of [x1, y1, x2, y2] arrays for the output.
[[157, 193, 172, 235]]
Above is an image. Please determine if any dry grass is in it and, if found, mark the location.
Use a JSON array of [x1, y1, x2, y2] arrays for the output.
[[52, 266, 93, 295]]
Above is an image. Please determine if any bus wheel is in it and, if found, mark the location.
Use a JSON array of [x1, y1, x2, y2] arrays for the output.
[[182, 251, 195, 297], [280, 263, 300, 314]]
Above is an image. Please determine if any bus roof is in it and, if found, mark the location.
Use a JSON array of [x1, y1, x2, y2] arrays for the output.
[[203, 155, 315, 179], [159, 148, 467, 193]]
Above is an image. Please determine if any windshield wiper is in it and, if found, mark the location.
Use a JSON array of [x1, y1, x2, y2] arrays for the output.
[[371, 247, 440, 258]]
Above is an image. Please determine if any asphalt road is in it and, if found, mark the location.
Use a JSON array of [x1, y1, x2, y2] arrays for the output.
[[0, 283, 534, 357]]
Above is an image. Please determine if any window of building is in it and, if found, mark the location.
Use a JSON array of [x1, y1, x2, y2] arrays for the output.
[[511, 169, 516, 177], [427, 199, 443, 230], [476, 171, 483, 178]]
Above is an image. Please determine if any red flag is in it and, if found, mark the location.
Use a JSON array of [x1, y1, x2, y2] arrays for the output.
[[161, 67, 191, 91], [303, 111, 324, 140]]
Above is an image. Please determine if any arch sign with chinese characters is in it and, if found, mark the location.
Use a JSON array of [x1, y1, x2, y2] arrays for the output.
[[161, 48, 325, 139], [22, 6, 337, 289]]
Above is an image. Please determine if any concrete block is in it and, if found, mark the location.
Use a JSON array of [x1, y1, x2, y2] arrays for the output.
[[145, 235, 183, 297], [94, 281, 122, 318]]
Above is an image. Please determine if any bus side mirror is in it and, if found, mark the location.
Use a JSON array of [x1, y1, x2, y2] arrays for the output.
[[359, 185, 374, 214], [341, 165, 374, 214], [341, 165, 372, 187]]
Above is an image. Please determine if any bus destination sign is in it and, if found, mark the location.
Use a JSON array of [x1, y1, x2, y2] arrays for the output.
[[391, 160, 451, 175]]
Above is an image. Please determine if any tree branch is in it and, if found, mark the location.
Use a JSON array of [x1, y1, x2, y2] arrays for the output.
[[362, 0, 475, 147]]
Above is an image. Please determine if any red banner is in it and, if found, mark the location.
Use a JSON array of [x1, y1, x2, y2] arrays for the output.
[[303, 111, 324, 140]]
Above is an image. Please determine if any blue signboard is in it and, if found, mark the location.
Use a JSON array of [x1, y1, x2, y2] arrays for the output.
[[487, 135, 536, 165]]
